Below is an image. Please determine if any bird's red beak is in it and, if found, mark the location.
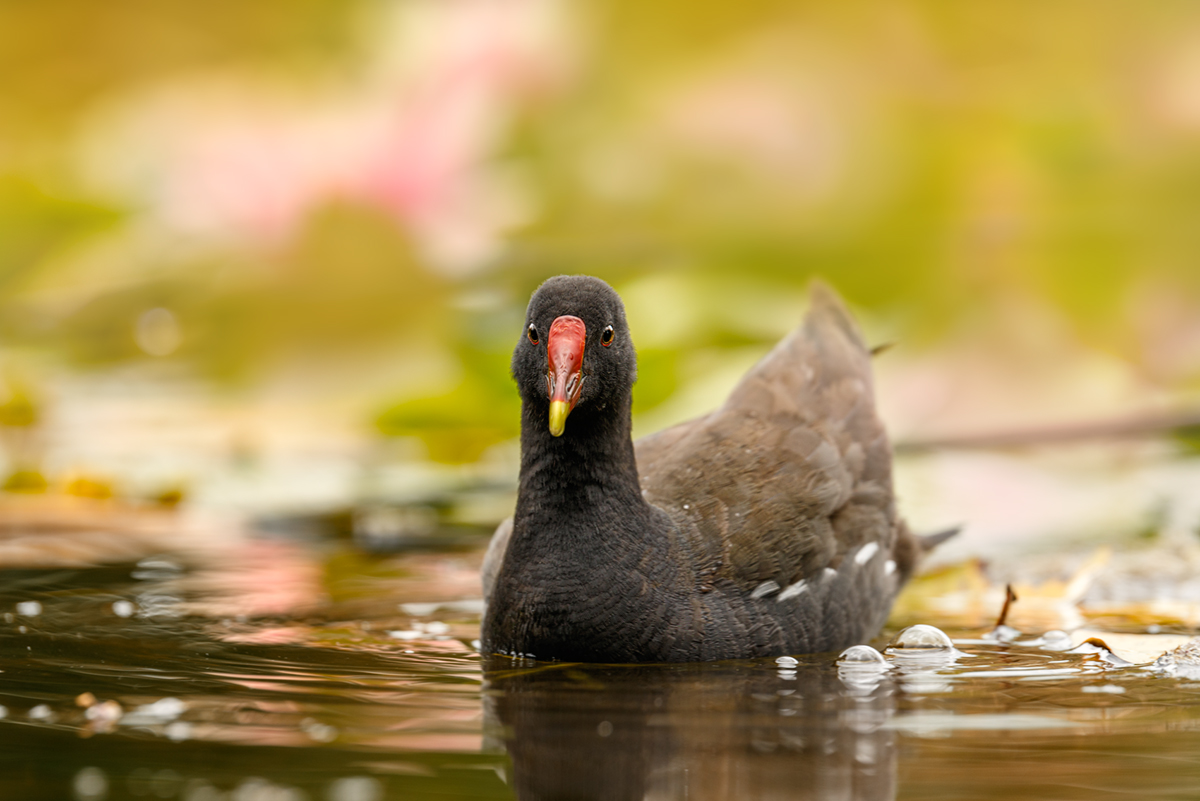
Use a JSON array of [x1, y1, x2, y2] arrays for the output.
[[546, 315, 586, 436]]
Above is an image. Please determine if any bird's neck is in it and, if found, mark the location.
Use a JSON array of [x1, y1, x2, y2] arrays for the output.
[[512, 393, 652, 547]]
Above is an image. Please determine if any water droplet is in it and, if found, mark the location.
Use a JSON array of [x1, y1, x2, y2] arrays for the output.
[[85, 701, 123, 724], [838, 645, 887, 665], [891, 624, 954, 650], [388, 630, 421, 641], [112, 601, 135, 618], [122, 697, 185, 726], [1038, 630, 1072, 650], [984, 624, 1021, 643], [399, 602, 440, 616], [597, 720, 613, 737], [73, 767, 108, 801], [1081, 684, 1125, 694], [302, 718, 337, 743], [29, 704, 54, 722], [16, 601, 41, 617], [164, 720, 192, 741], [328, 776, 383, 801]]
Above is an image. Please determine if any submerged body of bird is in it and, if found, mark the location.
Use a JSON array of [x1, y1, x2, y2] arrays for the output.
[[482, 275, 923, 662]]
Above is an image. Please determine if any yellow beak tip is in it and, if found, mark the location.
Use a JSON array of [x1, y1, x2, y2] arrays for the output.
[[548, 401, 569, 437]]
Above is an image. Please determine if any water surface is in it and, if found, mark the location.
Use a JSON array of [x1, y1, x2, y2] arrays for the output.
[[3, 519, 1200, 801]]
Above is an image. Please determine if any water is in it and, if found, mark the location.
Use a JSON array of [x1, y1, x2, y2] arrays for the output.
[[4, 521, 1200, 800]]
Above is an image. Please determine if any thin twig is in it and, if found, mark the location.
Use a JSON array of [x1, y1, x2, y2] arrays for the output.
[[895, 409, 1200, 454], [994, 584, 1018, 629]]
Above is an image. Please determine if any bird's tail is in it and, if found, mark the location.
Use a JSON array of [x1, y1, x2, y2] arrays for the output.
[[806, 280, 869, 354]]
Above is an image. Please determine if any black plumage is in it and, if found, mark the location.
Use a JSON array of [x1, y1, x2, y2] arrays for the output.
[[481, 275, 921, 662]]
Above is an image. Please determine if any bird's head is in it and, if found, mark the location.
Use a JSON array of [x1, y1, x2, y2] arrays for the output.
[[511, 275, 636, 437]]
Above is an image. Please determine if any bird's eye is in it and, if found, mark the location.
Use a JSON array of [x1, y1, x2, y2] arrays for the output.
[[601, 325, 614, 347], [527, 324, 539, 345]]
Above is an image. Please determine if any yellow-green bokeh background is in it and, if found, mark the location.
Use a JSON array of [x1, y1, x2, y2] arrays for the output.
[[2, 0, 1199, 474]]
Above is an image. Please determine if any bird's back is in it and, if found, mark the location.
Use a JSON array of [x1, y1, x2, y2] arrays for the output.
[[633, 283, 916, 656]]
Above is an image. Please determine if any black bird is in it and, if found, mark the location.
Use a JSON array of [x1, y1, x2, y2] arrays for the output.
[[481, 275, 925, 662]]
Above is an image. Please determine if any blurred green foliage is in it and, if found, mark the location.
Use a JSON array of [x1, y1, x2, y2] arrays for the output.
[[1, 0, 1199, 464], [0, 0, 363, 138]]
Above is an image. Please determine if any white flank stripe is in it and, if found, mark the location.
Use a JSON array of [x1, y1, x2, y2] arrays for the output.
[[777, 580, 808, 601], [854, 542, 880, 565], [751, 580, 780, 599]]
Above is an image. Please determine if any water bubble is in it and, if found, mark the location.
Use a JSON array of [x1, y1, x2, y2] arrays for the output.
[[232, 778, 274, 801], [838, 645, 887, 665], [301, 718, 337, 743], [73, 767, 108, 801], [984, 624, 1021, 643], [1038, 630, 1072, 650], [891, 624, 954, 651], [1082, 684, 1126, 694], [16, 601, 42, 617], [597, 720, 613, 737], [388, 630, 421, 641], [113, 601, 136, 618], [165, 721, 192, 742], [122, 697, 185, 726], [327, 776, 383, 801], [775, 656, 799, 668], [29, 704, 55, 722], [424, 621, 450, 635], [838, 645, 891, 693], [86, 701, 124, 725], [399, 602, 440, 616]]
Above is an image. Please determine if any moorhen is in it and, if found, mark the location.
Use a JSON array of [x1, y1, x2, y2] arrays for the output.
[[482, 275, 927, 662]]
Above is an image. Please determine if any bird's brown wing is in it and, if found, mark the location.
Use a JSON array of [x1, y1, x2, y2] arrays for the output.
[[635, 283, 915, 593]]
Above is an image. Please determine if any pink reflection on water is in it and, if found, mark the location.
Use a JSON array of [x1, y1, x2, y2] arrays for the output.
[[181, 538, 325, 619]]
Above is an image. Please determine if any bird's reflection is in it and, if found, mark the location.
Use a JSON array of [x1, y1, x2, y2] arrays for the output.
[[484, 655, 897, 801]]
